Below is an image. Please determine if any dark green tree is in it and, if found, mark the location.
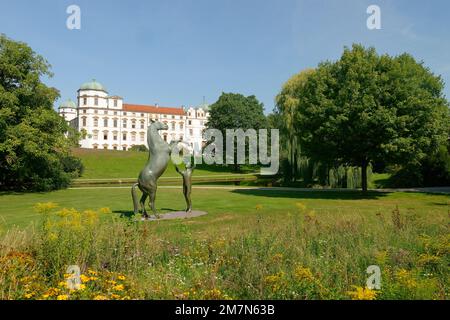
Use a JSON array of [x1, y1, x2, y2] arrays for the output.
[[206, 92, 267, 171], [0, 34, 82, 191], [294, 44, 449, 191]]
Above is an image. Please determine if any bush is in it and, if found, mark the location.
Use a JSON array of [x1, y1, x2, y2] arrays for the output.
[[129, 145, 148, 152]]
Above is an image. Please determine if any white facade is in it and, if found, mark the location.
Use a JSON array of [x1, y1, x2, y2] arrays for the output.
[[58, 80, 209, 152]]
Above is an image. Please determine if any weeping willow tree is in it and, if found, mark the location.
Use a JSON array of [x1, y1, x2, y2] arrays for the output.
[[275, 68, 372, 188]]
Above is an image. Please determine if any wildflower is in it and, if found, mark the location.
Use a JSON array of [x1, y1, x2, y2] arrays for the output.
[[93, 295, 108, 300], [24, 293, 34, 299], [117, 275, 126, 281], [99, 207, 112, 214], [295, 202, 306, 211], [57, 295, 69, 300], [87, 269, 98, 276], [80, 274, 91, 283], [255, 204, 263, 211], [34, 202, 58, 214], [347, 286, 377, 300], [112, 284, 124, 291], [395, 269, 417, 289], [111, 294, 121, 300], [293, 266, 315, 282]]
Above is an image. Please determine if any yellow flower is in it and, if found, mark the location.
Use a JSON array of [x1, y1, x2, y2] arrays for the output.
[[34, 202, 58, 214], [111, 294, 121, 299], [93, 295, 108, 300], [107, 280, 117, 285], [347, 286, 377, 300], [294, 266, 315, 282], [117, 275, 126, 281], [295, 202, 306, 211], [99, 207, 112, 214], [255, 204, 263, 211], [24, 293, 34, 299], [87, 269, 98, 276], [112, 284, 124, 291], [395, 269, 417, 289], [58, 281, 68, 288], [80, 274, 91, 283], [57, 295, 69, 300]]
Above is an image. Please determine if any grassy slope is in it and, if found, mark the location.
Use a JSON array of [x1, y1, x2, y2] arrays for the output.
[[73, 148, 246, 179]]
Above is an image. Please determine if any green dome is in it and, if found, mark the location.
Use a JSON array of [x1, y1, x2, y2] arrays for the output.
[[59, 99, 76, 109], [80, 79, 107, 92], [197, 102, 209, 111]]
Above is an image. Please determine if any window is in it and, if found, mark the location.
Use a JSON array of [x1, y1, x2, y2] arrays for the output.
[[180, 134, 183, 141], [83, 97, 87, 105], [140, 120, 145, 129], [114, 99, 117, 107], [93, 130, 98, 140], [122, 146, 127, 151], [104, 110, 108, 115], [103, 132, 108, 140], [103, 144, 108, 150], [189, 129, 193, 136], [180, 122, 184, 130], [113, 132, 118, 141], [131, 132, 136, 142], [188, 120, 192, 125], [83, 109, 86, 114], [82, 117, 87, 126], [93, 144, 98, 149], [123, 133, 127, 140], [94, 97, 98, 106], [113, 145, 117, 150], [94, 110, 98, 114], [172, 115, 175, 119], [103, 118, 108, 127], [113, 119, 118, 128], [123, 112, 127, 116], [122, 119, 127, 128], [140, 113, 144, 117], [114, 111, 117, 115], [131, 120, 136, 129], [140, 132, 145, 142], [171, 122, 176, 130], [93, 118, 98, 127]]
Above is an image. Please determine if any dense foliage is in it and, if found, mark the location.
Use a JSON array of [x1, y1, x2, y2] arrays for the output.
[[206, 92, 267, 171], [0, 34, 82, 191], [276, 44, 449, 190]]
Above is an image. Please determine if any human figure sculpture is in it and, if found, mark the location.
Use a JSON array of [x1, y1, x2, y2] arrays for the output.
[[131, 120, 170, 219], [174, 160, 195, 213]]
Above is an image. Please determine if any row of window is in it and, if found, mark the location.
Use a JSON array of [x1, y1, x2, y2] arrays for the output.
[[81, 117, 188, 130], [90, 131, 188, 142]]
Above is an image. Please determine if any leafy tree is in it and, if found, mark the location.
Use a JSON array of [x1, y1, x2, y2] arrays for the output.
[[275, 69, 315, 181], [293, 44, 449, 191], [129, 144, 148, 152], [0, 34, 82, 191], [206, 92, 267, 171]]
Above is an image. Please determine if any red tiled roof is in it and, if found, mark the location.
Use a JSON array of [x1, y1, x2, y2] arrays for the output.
[[123, 103, 185, 115]]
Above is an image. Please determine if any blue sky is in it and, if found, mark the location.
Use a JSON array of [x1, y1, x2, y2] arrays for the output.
[[1, 0, 449, 113]]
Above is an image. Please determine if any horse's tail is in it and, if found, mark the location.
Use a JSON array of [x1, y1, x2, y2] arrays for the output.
[[131, 183, 140, 214]]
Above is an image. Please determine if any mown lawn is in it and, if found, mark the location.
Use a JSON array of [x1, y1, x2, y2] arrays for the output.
[[72, 148, 247, 179]]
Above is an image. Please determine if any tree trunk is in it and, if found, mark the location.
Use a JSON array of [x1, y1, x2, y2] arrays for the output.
[[361, 160, 368, 192]]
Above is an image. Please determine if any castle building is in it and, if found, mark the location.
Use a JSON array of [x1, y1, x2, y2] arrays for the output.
[[58, 80, 209, 152]]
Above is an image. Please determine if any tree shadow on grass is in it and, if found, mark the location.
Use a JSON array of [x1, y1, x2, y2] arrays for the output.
[[230, 189, 389, 200]]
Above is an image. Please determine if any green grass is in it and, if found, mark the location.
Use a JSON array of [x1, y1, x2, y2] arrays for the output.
[[1, 187, 448, 300], [73, 148, 250, 179]]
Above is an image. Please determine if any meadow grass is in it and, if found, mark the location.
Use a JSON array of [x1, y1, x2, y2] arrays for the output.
[[0, 188, 448, 300]]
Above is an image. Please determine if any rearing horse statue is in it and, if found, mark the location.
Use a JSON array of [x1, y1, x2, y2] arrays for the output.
[[131, 120, 171, 219]]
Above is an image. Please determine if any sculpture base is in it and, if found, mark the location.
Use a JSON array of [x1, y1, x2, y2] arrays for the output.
[[139, 210, 208, 221]]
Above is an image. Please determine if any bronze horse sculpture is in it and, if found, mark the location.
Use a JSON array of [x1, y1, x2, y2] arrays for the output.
[[132, 120, 174, 219]]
